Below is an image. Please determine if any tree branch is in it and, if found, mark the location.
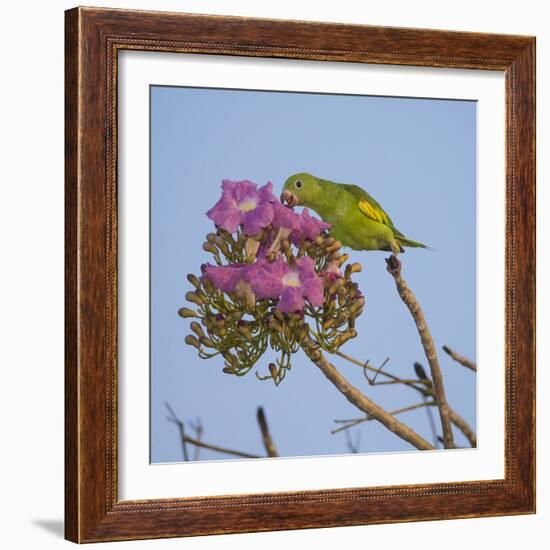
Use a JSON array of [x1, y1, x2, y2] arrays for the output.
[[335, 351, 476, 447], [443, 345, 477, 372], [303, 340, 434, 450], [165, 402, 189, 461], [256, 406, 279, 457], [335, 350, 431, 396], [167, 403, 263, 459], [189, 418, 204, 461], [345, 430, 361, 453], [183, 435, 261, 459], [385, 255, 455, 449], [332, 401, 436, 434]]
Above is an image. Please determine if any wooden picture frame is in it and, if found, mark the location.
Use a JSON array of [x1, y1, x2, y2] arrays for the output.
[[65, 6, 535, 543]]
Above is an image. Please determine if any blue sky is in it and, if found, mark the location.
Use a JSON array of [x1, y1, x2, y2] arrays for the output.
[[150, 85, 477, 463]]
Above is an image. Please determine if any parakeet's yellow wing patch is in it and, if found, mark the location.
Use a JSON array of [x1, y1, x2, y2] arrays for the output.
[[358, 198, 391, 225]]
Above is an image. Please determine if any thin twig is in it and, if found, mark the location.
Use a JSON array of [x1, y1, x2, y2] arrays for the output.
[[335, 350, 475, 447], [363, 357, 390, 385], [256, 407, 279, 457], [366, 379, 432, 387], [345, 430, 361, 453], [385, 255, 455, 449], [443, 345, 477, 372], [183, 435, 261, 459], [423, 397, 439, 448], [165, 402, 189, 461], [332, 401, 435, 434], [189, 418, 204, 461], [335, 350, 430, 396], [303, 341, 434, 450]]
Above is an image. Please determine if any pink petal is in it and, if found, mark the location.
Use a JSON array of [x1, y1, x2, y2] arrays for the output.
[[296, 256, 317, 277], [258, 181, 276, 202], [302, 276, 324, 307], [272, 201, 301, 231], [242, 203, 274, 235], [202, 264, 245, 293], [224, 179, 258, 203], [249, 260, 286, 299], [278, 287, 305, 313], [291, 208, 331, 244]]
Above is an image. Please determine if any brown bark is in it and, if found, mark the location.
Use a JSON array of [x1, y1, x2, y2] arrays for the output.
[[386, 255, 455, 449]]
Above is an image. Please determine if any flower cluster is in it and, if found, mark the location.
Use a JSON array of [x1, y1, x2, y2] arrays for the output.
[[179, 179, 365, 385]]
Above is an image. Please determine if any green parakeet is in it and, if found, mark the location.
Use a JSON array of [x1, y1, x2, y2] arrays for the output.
[[281, 172, 429, 254]]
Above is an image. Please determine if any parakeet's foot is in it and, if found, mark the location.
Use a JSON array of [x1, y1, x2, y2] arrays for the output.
[[389, 241, 402, 255], [385, 254, 402, 276], [381, 243, 405, 254]]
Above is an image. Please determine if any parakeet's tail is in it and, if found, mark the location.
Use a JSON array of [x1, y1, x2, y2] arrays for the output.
[[396, 236, 435, 250]]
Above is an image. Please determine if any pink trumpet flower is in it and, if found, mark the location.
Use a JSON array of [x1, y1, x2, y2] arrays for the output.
[[247, 257, 324, 313], [206, 180, 275, 236]]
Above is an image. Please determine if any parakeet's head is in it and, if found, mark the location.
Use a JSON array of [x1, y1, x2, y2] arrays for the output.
[[281, 172, 321, 208]]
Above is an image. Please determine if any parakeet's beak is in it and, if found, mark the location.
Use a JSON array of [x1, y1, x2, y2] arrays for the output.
[[280, 190, 299, 208]]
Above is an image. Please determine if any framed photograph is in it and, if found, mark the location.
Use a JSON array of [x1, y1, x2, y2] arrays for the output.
[[65, 7, 535, 543]]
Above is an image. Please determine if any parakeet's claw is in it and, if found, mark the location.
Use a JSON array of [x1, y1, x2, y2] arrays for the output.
[[280, 190, 299, 208]]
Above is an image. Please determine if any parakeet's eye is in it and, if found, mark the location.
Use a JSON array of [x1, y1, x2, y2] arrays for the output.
[[295, 180, 302, 188]]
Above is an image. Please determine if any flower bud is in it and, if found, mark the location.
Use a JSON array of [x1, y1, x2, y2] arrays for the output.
[[336, 331, 355, 347], [328, 277, 345, 296], [185, 335, 200, 349], [274, 310, 285, 321], [190, 321, 205, 338], [337, 287, 347, 307], [337, 253, 349, 267], [178, 307, 197, 318], [297, 240, 312, 257], [350, 296, 366, 314], [345, 262, 362, 277], [324, 241, 341, 254], [268, 363, 279, 379], [213, 236, 230, 256], [336, 312, 348, 325], [297, 324, 309, 341], [199, 336, 216, 348], [185, 291, 205, 306], [268, 319, 283, 332], [218, 228, 235, 245], [202, 242, 218, 255], [237, 321, 252, 340], [187, 274, 201, 289], [223, 352, 238, 367]]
